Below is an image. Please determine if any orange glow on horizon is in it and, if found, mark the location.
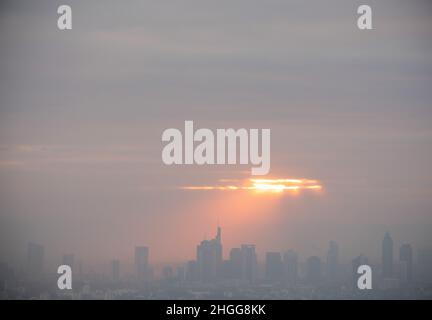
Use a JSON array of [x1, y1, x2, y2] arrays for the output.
[[180, 178, 323, 194]]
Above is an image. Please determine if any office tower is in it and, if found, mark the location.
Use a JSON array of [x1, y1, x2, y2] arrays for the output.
[[229, 247, 242, 279], [326, 241, 339, 282], [283, 250, 298, 285], [306, 256, 322, 284], [399, 244, 413, 283], [62, 254, 75, 272], [27, 242, 44, 278], [265, 252, 284, 282], [111, 259, 120, 282], [240, 244, 257, 283], [135, 246, 149, 282], [196, 226, 222, 282], [382, 232, 394, 278], [352, 254, 369, 288]]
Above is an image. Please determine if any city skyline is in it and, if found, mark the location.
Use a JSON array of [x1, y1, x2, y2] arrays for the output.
[[1, 0, 432, 300], [13, 228, 430, 284]]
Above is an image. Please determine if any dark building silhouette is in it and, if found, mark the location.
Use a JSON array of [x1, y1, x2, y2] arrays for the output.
[[135, 246, 149, 282], [382, 232, 394, 278], [399, 244, 413, 284], [227, 247, 242, 279], [283, 250, 298, 285], [326, 241, 339, 282], [266, 252, 283, 282], [27, 242, 44, 278], [111, 259, 120, 282], [306, 256, 322, 284], [240, 244, 257, 283], [196, 227, 222, 282]]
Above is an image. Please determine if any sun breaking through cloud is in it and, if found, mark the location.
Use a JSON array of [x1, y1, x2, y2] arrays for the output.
[[180, 178, 323, 194]]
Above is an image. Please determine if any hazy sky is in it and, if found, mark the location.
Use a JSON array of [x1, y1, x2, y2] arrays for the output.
[[1, 0, 432, 273]]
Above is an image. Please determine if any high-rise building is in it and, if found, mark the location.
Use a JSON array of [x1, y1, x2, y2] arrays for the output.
[[306, 256, 322, 284], [27, 242, 44, 278], [135, 246, 149, 282], [326, 241, 339, 282], [283, 250, 298, 285], [240, 244, 257, 283], [382, 232, 393, 278], [111, 259, 120, 282], [399, 244, 413, 283], [196, 227, 223, 282], [265, 252, 283, 282], [229, 247, 242, 279]]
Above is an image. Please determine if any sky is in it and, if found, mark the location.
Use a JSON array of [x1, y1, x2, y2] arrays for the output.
[[0, 0, 432, 273]]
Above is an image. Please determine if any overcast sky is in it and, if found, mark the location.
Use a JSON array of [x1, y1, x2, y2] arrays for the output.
[[1, 0, 432, 272]]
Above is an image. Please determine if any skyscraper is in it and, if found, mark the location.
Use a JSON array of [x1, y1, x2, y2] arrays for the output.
[[399, 243, 413, 283], [240, 244, 257, 284], [382, 232, 394, 278], [196, 227, 222, 282], [229, 247, 242, 279], [135, 246, 149, 282], [326, 241, 339, 282], [283, 250, 298, 285], [265, 252, 284, 282], [27, 242, 44, 278]]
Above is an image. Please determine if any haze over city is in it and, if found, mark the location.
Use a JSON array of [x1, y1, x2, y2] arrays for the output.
[[1, 0, 432, 283]]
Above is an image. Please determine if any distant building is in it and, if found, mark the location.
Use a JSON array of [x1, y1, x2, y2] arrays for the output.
[[382, 232, 394, 278], [283, 250, 298, 285], [135, 246, 149, 282], [240, 244, 257, 283], [111, 259, 120, 282], [196, 227, 222, 282], [228, 247, 242, 279], [326, 241, 339, 282], [265, 252, 283, 282], [306, 256, 321, 284], [27, 242, 44, 278], [399, 244, 413, 284]]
